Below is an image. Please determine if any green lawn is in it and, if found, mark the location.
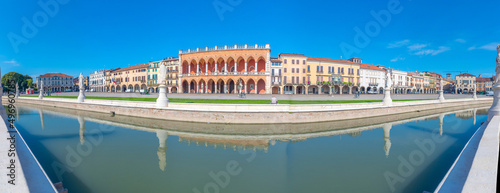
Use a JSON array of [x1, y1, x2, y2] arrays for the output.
[[24, 95, 432, 104]]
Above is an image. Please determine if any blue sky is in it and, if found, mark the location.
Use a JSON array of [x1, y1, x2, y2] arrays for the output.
[[1, 0, 499, 81]]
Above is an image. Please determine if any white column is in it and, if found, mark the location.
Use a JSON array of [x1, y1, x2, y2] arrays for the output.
[[188, 65, 191, 76], [255, 62, 258, 74], [205, 64, 208, 75], [215, 63, 218, 75], [235, 61, 238, 75], [196, 64, 199, 75], [224, 62, 227, 75], [245, 62, 248, 75]]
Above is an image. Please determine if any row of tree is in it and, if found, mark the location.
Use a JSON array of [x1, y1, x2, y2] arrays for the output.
[[1, 72, 33, 92]]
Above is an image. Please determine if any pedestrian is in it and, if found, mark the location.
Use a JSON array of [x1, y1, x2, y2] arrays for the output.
[[271, 96, 278, 104]]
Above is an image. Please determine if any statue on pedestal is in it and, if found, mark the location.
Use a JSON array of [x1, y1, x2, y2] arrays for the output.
[[77, 73, 85, 102], [156, 61, 169, 107]]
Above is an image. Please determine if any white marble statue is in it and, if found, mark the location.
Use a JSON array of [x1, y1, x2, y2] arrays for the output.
[[156, 61, 169, 107], [385, 70, 392, 89], [38, 80, 44, 99], [77, 73, 85, 102], [158, 61, 167, 85], [79, 73, 84, 90], [440, 79, 443, 90]]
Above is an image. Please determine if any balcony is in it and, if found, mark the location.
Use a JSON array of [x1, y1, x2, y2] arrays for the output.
[[368, 83, 378, 86], [180, 71, 268, 77], [180, 44, 270, 54]]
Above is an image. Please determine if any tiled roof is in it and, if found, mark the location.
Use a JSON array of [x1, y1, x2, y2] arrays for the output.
[[476, 77, 493, 82], [456, 73, 476, 77], [307, 57, 358, 65], [39, 73, 72, 78], [105, 68, 121, 72], [115, 63, 149, 72], [360, 63, 384, 71], [279, 53, 306, 57]]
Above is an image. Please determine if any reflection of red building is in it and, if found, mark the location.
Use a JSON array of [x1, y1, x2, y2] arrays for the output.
[[178, 44, 271, 94]]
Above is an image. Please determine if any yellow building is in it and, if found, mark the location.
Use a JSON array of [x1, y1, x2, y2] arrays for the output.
[[106, 63, 149, 92], [279, 53, 360, 94]]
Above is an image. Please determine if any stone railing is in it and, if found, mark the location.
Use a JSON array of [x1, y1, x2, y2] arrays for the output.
[[179, 44, 270, 54], [180, 71, 268, 77]]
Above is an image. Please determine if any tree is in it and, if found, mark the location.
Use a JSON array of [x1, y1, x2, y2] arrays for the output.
[[1, 72, 33, 92]]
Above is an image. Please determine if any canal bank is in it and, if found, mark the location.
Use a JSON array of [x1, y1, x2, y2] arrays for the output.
[[6, 97, 493, 124]]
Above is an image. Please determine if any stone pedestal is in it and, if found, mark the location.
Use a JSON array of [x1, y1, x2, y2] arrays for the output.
[[383, 88, 392, 106], [488, 85, 500, 121], [77, 89, 85, 102], [438, 90, 445, 102], [156, 84, 169, 107], [38, 90, 44, 99]]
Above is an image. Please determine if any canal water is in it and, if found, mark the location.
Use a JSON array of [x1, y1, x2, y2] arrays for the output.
[[13, 104, 488, 193]]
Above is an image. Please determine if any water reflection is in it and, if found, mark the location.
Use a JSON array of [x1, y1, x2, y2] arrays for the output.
[[25, 103, 488, 161], [39, 109, 45, 129], [156, 130, 168, 171], [383, 123, 392, 157], [78, 116, 86, 145]]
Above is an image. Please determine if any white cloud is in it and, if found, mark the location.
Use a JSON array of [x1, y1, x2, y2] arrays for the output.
[[390, 57, 405, 62], [387, 40, 410, 48], [408, 43, 428, 51], [455, 39, 466, 43], [414, 46, 450, 56], [2, 59, 20, 66], [469, 42, 499, 51]]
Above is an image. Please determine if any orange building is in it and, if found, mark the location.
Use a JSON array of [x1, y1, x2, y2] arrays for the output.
[[178, 44, 271, 94]]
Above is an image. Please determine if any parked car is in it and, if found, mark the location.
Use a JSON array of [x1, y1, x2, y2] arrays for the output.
[[367, 90, 377, 94], [125, 89, 132, 93], [486, 91, 494, 96]]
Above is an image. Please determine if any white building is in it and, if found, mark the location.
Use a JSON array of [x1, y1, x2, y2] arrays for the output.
[[89, 70, 106, 92], [270, 56, 283, 94], [359, 63, 386, 94], [36, 73, 74, 92], [390, 69, 408, 94]]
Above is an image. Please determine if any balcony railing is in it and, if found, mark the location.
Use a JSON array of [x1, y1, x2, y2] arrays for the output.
[[180, 71, 267, 76], [180, 44, 270, 54]]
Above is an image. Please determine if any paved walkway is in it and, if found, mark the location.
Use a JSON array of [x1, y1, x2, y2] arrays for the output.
[[29, 92, 488, 101]]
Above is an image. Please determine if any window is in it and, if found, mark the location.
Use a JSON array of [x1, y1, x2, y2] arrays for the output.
[[292, 60, 295, 64], [328, 67, 331, 73], [303, 69, 305, 73], [284, 59, 287, 64], [292, 68, 295, 73], [321, 66, 323, 72], [292, 76, 295, 84], [303, 77, 306, 84], [303, 60, 305, 65], [317, 66, 319, 72], [307, 65, 310, 72], [296, 77, 299, 84], [338, 67, 341, 73], [296, 68, 299, 73], [284, 68, 287, 73], [296, 60, 299, 64], [284, 76, 287, 84], [357, 69, 359, 75], [279, 69, 281, 75]]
